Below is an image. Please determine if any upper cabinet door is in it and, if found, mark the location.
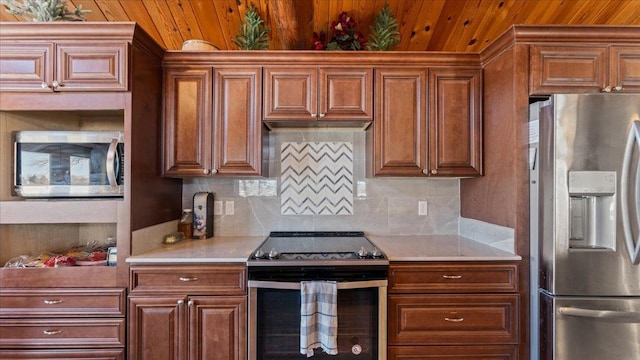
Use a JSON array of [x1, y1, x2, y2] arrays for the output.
[[56, 42, 128, 91], [610, 46, 640, 92], [529, 45, 608, 95], [0, 42, 128, 92], [428, 68, 482, 177], [213, 67, 265, 176], [0, 42, 53, 92], [368, 68, 427, 176], [263, 66, 373, 124], [163, 67, 213, 177], [319, 67, 373, 121], [263, 67, 316, 121]]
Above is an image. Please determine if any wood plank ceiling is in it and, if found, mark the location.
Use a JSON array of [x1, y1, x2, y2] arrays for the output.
[[1, 0, 640, 52]]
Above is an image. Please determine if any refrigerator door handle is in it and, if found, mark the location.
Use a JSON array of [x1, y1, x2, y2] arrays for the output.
[[621, 120, 640, 265], [559, 306, 640, 322]]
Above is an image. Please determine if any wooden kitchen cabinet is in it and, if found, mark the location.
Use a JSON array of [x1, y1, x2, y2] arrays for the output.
[[163, 66, 266, 177], [0, 41, 128, 92], [367, 67, 482, 177], [0, 22, 181, 359], [263, 66, 373, 125], [368, 68, 427, 176], [428, 68, 482, 177], [0, 289, 126, 359], [529, 44, 640, 95], [387, 262, 519, 359], [128, 265, 247, 360]]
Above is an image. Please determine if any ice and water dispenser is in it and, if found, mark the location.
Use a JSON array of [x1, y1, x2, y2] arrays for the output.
[[568, 171, 617, 250]]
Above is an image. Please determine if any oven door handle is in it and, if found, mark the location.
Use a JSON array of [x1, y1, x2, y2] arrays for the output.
[[248, 279, 387, 290]]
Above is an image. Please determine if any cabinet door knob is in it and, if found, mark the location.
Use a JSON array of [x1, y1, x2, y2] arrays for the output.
[[422, 169, 429, 175], [614, 85, 623, 91], [311, 113, 317, 118], [52, 80, 60, 89], [177, 299, 184, 306], [41, 82, 50, 89], [431, 169, 438, 175], [601, 86, 612, 93], [318, 113, 326, 118], [202, 169, 210, 175], [211, 168, 218, 175], [188, 300, 194, 307]]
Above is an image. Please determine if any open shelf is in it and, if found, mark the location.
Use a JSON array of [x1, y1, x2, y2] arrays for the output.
[[0, 200, 119, 224]]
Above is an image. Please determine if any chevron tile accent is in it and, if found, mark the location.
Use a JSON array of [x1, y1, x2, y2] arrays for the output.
[[281, 142, 354, 215]]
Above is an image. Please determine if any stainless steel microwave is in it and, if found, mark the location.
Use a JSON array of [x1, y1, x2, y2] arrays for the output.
[[13, 131, 124, 198]]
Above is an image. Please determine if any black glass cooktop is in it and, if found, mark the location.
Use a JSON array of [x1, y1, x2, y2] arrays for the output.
[[247, 231, 387, 266]]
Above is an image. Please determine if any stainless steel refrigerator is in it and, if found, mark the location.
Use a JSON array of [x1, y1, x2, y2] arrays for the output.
[[530, 94, 640, 360]]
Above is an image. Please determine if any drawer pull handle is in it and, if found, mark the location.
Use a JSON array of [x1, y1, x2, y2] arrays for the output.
[[444, 317, 464, 322], [442, 275, 462, 279], [179, 277, 199, 282], [43, 329, 62, 335], [43, 299, 63, 305]]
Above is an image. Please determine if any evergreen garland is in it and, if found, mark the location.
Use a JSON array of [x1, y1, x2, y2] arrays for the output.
[[366, 3, 400, 51], [1, 0, 90, 22], [232, 3, 270, 50]]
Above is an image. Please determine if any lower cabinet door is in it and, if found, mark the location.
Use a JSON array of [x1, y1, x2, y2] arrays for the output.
[[188, 296, 247, 360], [388, 345, 518, 360], [128, 296, 187, 360], [0, 348, 125, 359]]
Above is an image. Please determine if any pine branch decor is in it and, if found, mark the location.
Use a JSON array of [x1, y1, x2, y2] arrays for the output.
[[232, 3, 270, 50], [1, 0, 90, 22], [366, 3, 400, 51]]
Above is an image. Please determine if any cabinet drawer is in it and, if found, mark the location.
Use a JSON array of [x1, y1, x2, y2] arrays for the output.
[[0, 289, 125, 318], [389, 263, 518, 293], [130, 265, 246, 295], [388, 345, 518, 360], [0, 348, 125, 359], [0, 319, 125, 348], [388, 294, 519, 345]]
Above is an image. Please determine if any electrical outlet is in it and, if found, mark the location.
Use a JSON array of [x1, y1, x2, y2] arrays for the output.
[[418, 201, 428, 216], [225, 201, 235, 215], [213, 201, 223, 215]]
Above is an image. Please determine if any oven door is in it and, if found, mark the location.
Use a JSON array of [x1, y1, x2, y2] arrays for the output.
[[248, 280, 387, 360]]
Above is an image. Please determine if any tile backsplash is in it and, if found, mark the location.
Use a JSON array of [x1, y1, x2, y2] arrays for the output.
[[281, 141, 354, 215], [182, 130, 460, 236]]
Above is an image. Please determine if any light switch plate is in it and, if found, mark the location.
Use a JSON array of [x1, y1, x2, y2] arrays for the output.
[[225, 201, 234, 215], [213, 201, 223, 215], [418, 201, 428, 216]]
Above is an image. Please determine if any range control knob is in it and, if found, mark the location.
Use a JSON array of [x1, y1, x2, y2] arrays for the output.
[[357, 247, 369, 258], [351, 344, 362, 355], [253, 249, 264, 259], [268, 248, 279, 259], [371, 248, 382, 258]]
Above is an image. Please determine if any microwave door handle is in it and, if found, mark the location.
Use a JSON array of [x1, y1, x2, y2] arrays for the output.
[[106, 138, 119, 188], [559, 306, 640, 322], [621, 120, 640, 265]]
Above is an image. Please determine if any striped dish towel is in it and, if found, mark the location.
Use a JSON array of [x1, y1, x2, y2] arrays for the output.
[[300, 280, 338, 357]]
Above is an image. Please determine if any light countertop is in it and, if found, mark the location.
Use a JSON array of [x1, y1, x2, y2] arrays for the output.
[[126, 236, 265, 264], [368, 234, 521, 261], [126, 234, 520, 264]]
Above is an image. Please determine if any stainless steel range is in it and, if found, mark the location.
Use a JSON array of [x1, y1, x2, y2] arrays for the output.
[[247, 231, 389, 360]]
